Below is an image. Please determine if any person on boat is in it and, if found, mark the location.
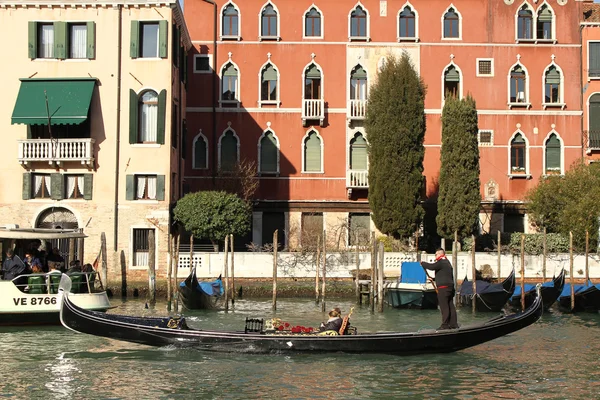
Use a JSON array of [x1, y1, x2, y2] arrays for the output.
[[46, 248, 65, 272], [2, 249, 27, 281], [67, 260, 82, 274], [421, 248, 459, 330], [319, 309, 343, 332], [24, 251, 43, 274]]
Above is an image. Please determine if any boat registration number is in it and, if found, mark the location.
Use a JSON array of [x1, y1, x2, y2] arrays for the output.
[[13, 297, 57, 306]]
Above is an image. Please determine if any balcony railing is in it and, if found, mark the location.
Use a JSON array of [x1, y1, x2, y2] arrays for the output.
[[347, 169, 369, 188], [302, 99, 324, 126], [18, 138, 95, 167], [347, 99, 367, 122], [585, 130, 600, 150]]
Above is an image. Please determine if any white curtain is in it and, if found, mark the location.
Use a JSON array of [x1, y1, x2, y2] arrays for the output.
[[136, 176, 146, 199], [77, 175, 84, 196], [70, 25, 87, 59], [40, 25, 54, 58], [140, 92, 158, 142], [33, 175, 43, 197], [44, 175, 52, 196], [67, 176, 76, 198], [147, 176, 157, 199]]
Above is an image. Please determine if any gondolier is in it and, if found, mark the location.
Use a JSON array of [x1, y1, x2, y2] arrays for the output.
[[421, 248, 459, 330]]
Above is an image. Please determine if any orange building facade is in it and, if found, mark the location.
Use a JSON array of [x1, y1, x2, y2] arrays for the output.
[[184, 0, 587, 248]]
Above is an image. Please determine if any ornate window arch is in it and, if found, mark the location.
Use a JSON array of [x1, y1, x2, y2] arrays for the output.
[[348, 3, 369, 41], [258, 55, 279, 106], [218, 127, 240, 171], [219, 54, 241, 107], [398, 3, 418, 41], [442, 5, 461, 40], [258, 127, 280, 174], [221, 2, 240, 40], [516, 2, 535, 40], [442, 62, 462, 101], [508, 59, 530, 108], [542, 60, 564, 108], [192, 130, 208, 170], [543, 131, 563, 175], [508, 131, 529, 176], [259, 1, 280, 40], [302, 129, 323, 173], [536, 2, 555, 41], [303, 5, 323, 39]]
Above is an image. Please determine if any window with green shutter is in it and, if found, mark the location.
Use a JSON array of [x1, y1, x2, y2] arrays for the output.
[[51, 173, 64, 200], [22, 173, 32, 200], [130, 20, 168, 59], [193, 133, 207, 169], [444, 65, 460, 99], [260, 131, 278, 173], [511, 133, 526, 172], [350, 133, 367, 170], [220, 130, 238, 171], [589, 94, 600, 134], [544, 66, 560, 104], [261, 64, 278, 102], [348, 213, 370, 246], [545, 134, 561, 173], [590, 43, 600, 78], [304, 131, 322, 172]]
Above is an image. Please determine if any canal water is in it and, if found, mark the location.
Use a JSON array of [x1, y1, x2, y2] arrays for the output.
[[1, 298, 599, 399]]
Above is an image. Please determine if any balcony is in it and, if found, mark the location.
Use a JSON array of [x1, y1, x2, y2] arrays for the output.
[[18, 138, 95, 167], [347, 99, 367, 125], [302, 99, 324, 126], [347, 169, 368, 189], [585, 130, 600, 152]]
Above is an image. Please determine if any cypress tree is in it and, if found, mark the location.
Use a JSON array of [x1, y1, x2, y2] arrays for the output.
[[366, 53, 426, 239], [436, 94, 481, 238]]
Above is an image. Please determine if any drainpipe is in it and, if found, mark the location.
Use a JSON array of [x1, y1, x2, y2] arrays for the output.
[[113, 6, 123, 251], [202, 0, 218, 184], [580, 23, 585, 162]]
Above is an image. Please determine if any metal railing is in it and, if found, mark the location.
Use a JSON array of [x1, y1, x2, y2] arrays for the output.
[[585, 130, 600, 150], [347, 169, 369, 188], [18, 138, 95, 166], [348, 99, 367, 119]]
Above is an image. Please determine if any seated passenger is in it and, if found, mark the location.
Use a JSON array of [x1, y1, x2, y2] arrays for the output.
[[319, 309, 343, 332], [67, 260, 82, 274], [24, 251, 43, 274]]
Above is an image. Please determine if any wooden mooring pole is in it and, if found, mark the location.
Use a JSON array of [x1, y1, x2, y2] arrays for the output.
[[520, 234, 526, 311], [315, 235, 321, 304], [585, 231, 590, 284], [167, 234, 173, 312], [230, 234, 235, 305], [100, 232, 107, 291], [542, 227, 547, 281], [370, 232, 376, 313], [148, 230, 156, 303], [453, 231, 458, 306], [189, 234, 194, 273], [471, 235, 476, 313], [321, 230, 327, 313], [570, 231, 575, 311], [497, 230, 501, 280], [378, 242, 384, 313], [174, 233, 180, 311], [224, 236, 229, 311], [272, 230, 278, 311], [355, 243, 360, 304]]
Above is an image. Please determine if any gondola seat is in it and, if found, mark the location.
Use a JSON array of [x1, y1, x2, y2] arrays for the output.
[[28, 276, 46, 294], [49, 274, 61, 294]]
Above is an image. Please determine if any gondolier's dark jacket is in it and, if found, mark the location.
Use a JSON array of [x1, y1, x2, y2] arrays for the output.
[[421, 258, 454, 289]]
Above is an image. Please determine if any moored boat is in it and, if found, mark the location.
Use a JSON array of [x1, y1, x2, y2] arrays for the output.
[[458, 269, 516, 312], [178, 267, 223, 310], [60, 275, 544, 355], [509, 268, 566, 310], [558, 283, 600, 312], [384, 262, 438, 309]]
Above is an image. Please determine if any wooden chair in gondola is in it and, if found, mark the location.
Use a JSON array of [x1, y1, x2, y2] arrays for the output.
[[245, 318, 264, 333]]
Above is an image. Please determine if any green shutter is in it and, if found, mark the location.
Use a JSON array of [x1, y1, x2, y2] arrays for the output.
[[125, 175, 135, 200], [22, 173, 32, 200], [304, 132, 321, 172], [351, 66, 367, 79], [172, 25, 180, 64], [157, 89, 167, 144], [27, 126, 33, 139], [54, 21, 67, 60], [545, 67, 560, 84], [445, 66, 460, 82], [129, 89, 138, 144], [181, 119, 187, 160], [83, 174, 93, 200], [262, 65, 277, 81], [260, 133, 278, 173], [590, 95, 600, 131], [86, 22, 96, 59], [183, 51, 188, 86], [305, 64, 320, 79], [156, 175, 165, 201], [194, 136, 207, 168], [28, 22, 38, 59], [538, 7, 552, 22], [130, 20, 139, 58], [350, 134, 368, 170], [224, 63, 237, 76], [220, 132, 237, 170], [591, 43, 600, 73], [545, 135, 561, 170], [159, 20, 168, 58], [50, 173, 63, 200]]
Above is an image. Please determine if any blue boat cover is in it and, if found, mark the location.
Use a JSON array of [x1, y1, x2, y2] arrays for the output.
[[400, 262, 428, 284], [460, 280, 506, 295], [180, 278, 224, 296], [512, 280, 555, 297], [559, 282, 593, 298]]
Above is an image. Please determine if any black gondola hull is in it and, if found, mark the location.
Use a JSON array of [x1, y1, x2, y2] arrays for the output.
[[509, 269, 566, 310], [459, 270, 516, 312], [558, 286, 600, 312], [178, 267, 221, 310]]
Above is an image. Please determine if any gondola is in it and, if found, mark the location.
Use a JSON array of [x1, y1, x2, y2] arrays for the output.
[[458, 269, 516, 312], [384, 262, 438, 309], [59, 276, 543, 355], [509, 268, 565, 310], [178, 267, 223, 310], [558, 283, 600, 312]]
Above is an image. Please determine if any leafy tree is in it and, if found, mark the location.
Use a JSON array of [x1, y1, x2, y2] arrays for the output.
[[173, 191, 251, 247], [526, 161, 600, 249], [366, 52, 427, 239], [437, 94, 481, 238]]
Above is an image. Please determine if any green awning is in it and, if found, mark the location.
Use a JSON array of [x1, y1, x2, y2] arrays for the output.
[[11, 78, 96, 125]]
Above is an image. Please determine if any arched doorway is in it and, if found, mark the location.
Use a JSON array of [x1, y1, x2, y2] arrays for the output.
[[35, 207, 81, 266]]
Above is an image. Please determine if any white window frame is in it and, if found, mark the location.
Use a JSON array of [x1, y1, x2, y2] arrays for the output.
[[347, 212, 372, 248], [220, 1, 241, 41], [476, 58, 494, 77], [217, 127, 241, 170], [588, 41, 600, 81], [440, 61, 463, 106], [257, 127, 280, 175], [347, 130, 369, 171], [507, 130, 531, 179], [129, 226, 159, 270], [541, 61, 565, 109], [477, 130, 494, 147], [348, 2, 370, 42], [258, 1, 281, 41], [219, 57, 241, 107], [192, 129, 209, 170], [139, 21, 160, 59], [302, 4, 324, 39], [193, 54, 213, 74], [301, 128, 324, 174], [441, 4, 462, 41], [507, 61, 531, 109], [535, 1, 556, 43], [542, 130, 564, 176], [258, 59, 280, 107], [514, 1, 536, 42], [302, 60, 325, 101], [397, 1, 419, 42]]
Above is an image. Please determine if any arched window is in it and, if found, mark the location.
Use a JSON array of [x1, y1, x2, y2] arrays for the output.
[[510, 65, 527, 103], [304, 64, 321, 100], [350, 6, 367, 39], [510, 133, 526, 173], [350, 65, 367, 100], [139, 90, 158, 143], [443, 65, 460, 99], [399, 6, 416, 39], [304, 131, 322, 172], [545, 134, 561, 173], [350, 133, 367, 170], [193, 134, 208, 169], [261, 64, 277, 102], [261, 4, 278, 37], [537, 4, 553, 40], [305, 7, 321, 37], [220, 130, 238, 171], [222, 4, 239, 37], [221, 63, 238, 102], [517, 5, 533, 40], [544, 66, 560, 104], [589, 94, 600, 134], [443, 7, 459, 38], [259, 131, 278, 173]]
